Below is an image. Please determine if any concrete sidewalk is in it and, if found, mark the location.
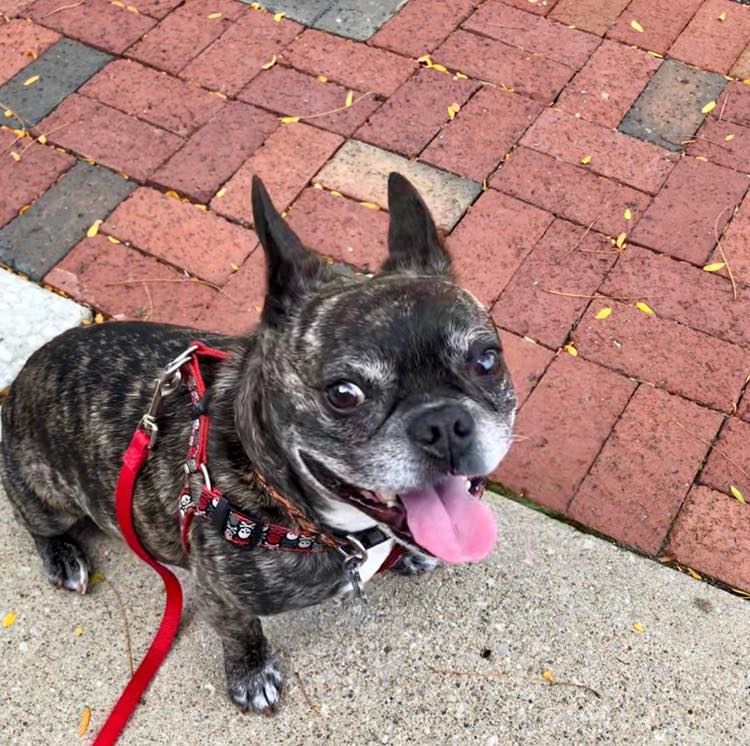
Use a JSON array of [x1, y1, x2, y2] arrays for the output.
[[1, 486, 747, 746]]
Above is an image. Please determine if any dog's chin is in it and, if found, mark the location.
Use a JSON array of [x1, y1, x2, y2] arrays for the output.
[[298, 453, 486, 552]]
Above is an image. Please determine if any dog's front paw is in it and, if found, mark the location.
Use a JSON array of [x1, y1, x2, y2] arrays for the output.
[[227, 659, 283, 714], [390, 552, 438, 576], [35, 535, 90, 594]]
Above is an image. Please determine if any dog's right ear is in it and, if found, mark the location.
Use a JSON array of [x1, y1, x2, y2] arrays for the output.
[[252, 175, 323, 328]]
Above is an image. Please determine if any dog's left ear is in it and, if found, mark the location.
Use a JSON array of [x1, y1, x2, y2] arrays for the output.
[[252, 175, 324, 327], [381, 172, 452, 277]]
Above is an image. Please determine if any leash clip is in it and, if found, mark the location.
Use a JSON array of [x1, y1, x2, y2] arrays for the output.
[[336, 535, 368, 603]]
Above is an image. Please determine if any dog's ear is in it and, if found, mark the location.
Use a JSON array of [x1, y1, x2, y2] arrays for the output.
[[381, 172, 452, 277], [252, 175, 323, 327]]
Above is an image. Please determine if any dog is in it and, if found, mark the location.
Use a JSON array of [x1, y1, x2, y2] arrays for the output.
[[0, 173, 516, 713]]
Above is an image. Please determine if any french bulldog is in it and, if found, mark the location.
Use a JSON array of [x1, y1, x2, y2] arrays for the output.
[[0, 173, 516, 712]]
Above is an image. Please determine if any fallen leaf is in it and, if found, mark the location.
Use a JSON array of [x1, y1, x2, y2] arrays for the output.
[[212, 90, 228, 100], [280, 115, 300, 124], [542, 670, 554, 682], [94, 312, 105, 324], [581, 154, 592, 165], [89, 570, 105, 585], [3, 108, 12, 117], [632, 621, 645, 634], [701, 100, 717, 114], [316, 74, 328, 82], [563, 343, 578, 357], [719, 11, 727, 20], [250, 1, 261, 7], [25, 49, 38, 59], [630, 20, 644, 33], [313, 182, 323, 190], [686, 567, 702, 580], [360, 201, 380, 210], [647, 51, 664, 58], [431, 63, 448, 73], [635, 301, 655, 316], [195, 204, 207, 211], [624, 208, 632, 221], [107, 236, 120, 244], [595, 307, 612, 320], [37, 134, 47, 144], [126, 4, 139, 12], [330, 190, 342, 198], [111, 0, 124, 6], [86, 219, 102, 238], [75, 625, 84, 636], [165, 190, 181, 200], [261, 54, 276, 70], [23, 74, 40, 86], [345, 90, 354, 108], [695, 155, 709, 162], [447, 101, 461, 120], [455, 72, 468, 79], [3, 611, 17, 628], [417, 54, 432, 65], [730, 485, 746, 504], [18, 204, 30, 214], [10, 151, 21, 162], [215, 186, 227, 198], [615, 232, 627, 249], [79, 707, 91, 738], [702, 261, 725, 272], [207, 11, 222, 18], [725, 134, 735, 142], [230, 262, 239, 272], [273, 10, 284, 21]]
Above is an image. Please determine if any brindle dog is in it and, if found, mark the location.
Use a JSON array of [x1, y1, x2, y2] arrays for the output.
[[0, 173, 516, 712]]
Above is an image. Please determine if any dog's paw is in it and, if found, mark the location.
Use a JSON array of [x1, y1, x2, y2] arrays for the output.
[[390, 552, 438, 576], [228, 660, 283, 714], [36, 536, 90, 594]]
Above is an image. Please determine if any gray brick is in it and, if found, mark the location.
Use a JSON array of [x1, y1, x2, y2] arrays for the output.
[[0, 162, 135, 280], [245, 0, 332, 26], [314, 0, 408, 40], [619, 59, 727, 152], [0, 38, 111, 128]]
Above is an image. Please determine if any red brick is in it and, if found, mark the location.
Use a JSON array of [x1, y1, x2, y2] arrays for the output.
[[573, 300, 748, 412], [181, 11, 301, 96], [492, 219, 617, 348], [29, 0, 155, 54], [557, 40, 661, 128], [607, 0, 703, 54], [500, 0, 559, 15], [210, 123, 343, 225], [714, 81, 750, 129], [447, 189, 554, 307], [498, 332, 553, 408], [463, 1, 600, 69], [126, 0, 244, 75], [238, 66, 379, 137], [285, 188, 388, 270], [368, 0, 474, 58], [355, 69, 478, 158], [44, 234, 215, 325], [79, 59, 223, 137], [569, 386, 721, 554], [706, 190, 750, 287], [130, 0, 182, 20], [150, 102, 278, 203], [731, 42, 750, 80], [0, 0, 34, 16], [494, 354, 635, 512], [688, 117, 750, 173], [37, 94, 181, 182], [280, 28, 416, 98], [631, 158, 749, 265], [668, 485, 750, 590], [434, 29, 574, 103], [669, 0, 750, 75], [603, 246, 750, 349], [191, 248, 265, 335], [549, 0, 630, 36], [700, 417, 750, 499], [0, 20, 59, 86], [521, 108, 677, 194], [102, 187, 257, 284], [491, 147, 650, 237], [0, 131, 74, 228], [421, 88, 542, 182]]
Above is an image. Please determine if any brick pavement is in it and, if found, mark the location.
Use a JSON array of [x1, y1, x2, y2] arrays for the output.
[[2, 0, 750, 594]]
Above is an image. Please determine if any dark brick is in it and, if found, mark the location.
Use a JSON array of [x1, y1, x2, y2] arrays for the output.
[[569, 386, 722, 555], [0, 20, 59, 86], [150, 102, 279, 203], [631, 158, 749, 265], [0, 38, 111, 128], [0, 162, 134, 280], [619, 59, 727, 152], [314, 0, 405, 41], [498, 332, 553, 408], [494, 354, 635, 513], [259, 0, 330, 26]]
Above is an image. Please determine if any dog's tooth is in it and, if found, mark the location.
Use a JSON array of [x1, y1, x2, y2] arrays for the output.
[[464, 479, 471, 491], [380, 492, 398, 506]]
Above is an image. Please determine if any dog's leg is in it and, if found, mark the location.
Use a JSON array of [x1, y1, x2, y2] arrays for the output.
[[390, 551, 439, 577]]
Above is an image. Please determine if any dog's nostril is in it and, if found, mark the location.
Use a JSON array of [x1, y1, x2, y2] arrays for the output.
[[453, 417, 473, 439], [427, 426, 442, 445]]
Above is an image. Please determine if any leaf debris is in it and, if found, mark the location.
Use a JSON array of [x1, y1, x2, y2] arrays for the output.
[[79, 706, 91, 737], [3, 611, 17, 628], [595, 307, 612, 320], [635, 301, 655, 316], [730, 485, 746, 504], [702, 100, 717, 114], [630, 20, 644, 32]]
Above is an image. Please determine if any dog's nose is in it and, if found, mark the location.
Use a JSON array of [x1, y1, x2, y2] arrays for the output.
[[407, 404, 476, 468]]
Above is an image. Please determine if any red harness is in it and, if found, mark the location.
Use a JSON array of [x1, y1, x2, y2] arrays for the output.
[[93, 342, 401, 746]]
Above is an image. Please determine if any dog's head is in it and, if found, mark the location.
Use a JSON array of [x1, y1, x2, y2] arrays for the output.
[[236, 174, 516, 563]]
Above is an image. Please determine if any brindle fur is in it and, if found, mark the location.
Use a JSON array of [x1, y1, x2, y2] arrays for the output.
[[0, 174, 516, 712]]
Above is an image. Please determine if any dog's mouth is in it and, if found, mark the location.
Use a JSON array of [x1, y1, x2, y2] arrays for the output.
[[302, 456, 496, 564]]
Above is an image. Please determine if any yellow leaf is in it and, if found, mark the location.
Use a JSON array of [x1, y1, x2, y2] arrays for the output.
[[23, 74, 40, 86], [212, 90, 228, 100], [207, 11, 222, 18], [313, 182, 323, 190], [37, 134, 47, 144], [542, 670, 554, 682], [75, 625, 84, 636], [215, 186, 227, 198], [616, 232, 627, 249], [624, 208, 632, 221], [702, 262, 725, 272], [111, 0, 124, 6], [107, 236, 120, 244], [3, 611, 17, 628], [280, 116, 300, 124], [261, 54, 276, 70], [632, 621, 645, 634], [455, 72, 468, 79], [89, 570, 105, 585], [345, 90, 354, 108], [417, 54, 432, 65], [273, 10, 284, 21], [119, 172, 129, 180], [330, 190, 342, 198], [447, 102, 461, 120], [83, 157, 96, 165], [195, 204, 207, 211], [86, 220, 102, 238], [250, 1, 261, 7], [18, 204, 30, 214], [10, 151, 21, 162], [630, 20, 644, 32], [3, 108, 13, 117], [719, 11, 727, 21], [25, 49, 38, 59], [230, 262, 239, 272], [529, 0, 539, 3], [635, 301, 655, 316], [731, 485, 746, 504], [725, 134, 735, 142], [647, 50, 664, 58], [581, 154, 592, 165], [695, 155, 709, 162], [431, 63, 448, 73], [316, 74, 328, 82], [702, 100, 716, 114], [126, 4, 139, 12], [94, 312, 105, 324], [686, 567, 702, 580], [360, 201, 380, 210], [79, 707, 91, 738], [595, 307, 612, 320], [165, 190, 181, 200], [563, 343, 578, 357]]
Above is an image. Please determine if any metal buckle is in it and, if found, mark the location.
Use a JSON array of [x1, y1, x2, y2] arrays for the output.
[[336, 535, 368, 603]]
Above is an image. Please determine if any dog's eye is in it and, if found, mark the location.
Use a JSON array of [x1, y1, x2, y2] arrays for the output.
[[469, 348, 500, 377], [326, 381, 365, 410]]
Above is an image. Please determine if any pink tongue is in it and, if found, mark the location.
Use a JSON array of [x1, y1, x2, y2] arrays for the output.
[[399, 477, 497, 564]]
